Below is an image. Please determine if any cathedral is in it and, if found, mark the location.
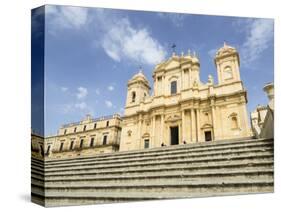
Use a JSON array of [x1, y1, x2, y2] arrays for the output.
[[32, 43, 253, 158], [119, 43, 251, 151]]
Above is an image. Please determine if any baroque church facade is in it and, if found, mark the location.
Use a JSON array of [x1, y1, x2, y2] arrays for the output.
[[120, 43, 251, 151], [32, 43, 253, 159]]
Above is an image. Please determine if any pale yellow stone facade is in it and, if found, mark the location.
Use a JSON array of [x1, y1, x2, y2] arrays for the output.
[[31, 43, 254, 158], [31, 132, 45, 159], [251, 83, 274, 139], [120, 43, 252, 151], [32, 114, 122, 159]]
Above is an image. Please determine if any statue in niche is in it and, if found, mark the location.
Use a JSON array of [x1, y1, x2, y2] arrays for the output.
[[193, 79, 198, 88]]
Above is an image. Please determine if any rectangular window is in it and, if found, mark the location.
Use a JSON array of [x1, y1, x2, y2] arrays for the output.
[[64, 129, 67, 135], [70, 141, 74, 150], [144, 139, 149, 149], [74, 127, 77, 133], [103, 135, 107, 145], [59, 143, 64, 151], [171, 81, 177, 94], [83, 125, 87, 131], [106, 121, 109, 127], [94, 123, 97, 129], [90, 137, 95, 147], [80, 139, 84, 148]]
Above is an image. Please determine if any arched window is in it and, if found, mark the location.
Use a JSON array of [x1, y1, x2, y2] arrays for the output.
[[231, 116, 238, 129], [132, 91, 136, 102], [171, 81, 177, 94]]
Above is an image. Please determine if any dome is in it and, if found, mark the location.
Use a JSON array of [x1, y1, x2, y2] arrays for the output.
[[216, 42, 237, 57], [129, 69, 149, 86], [131, 69, 148, 82], [128, 69, 150, 89], [132, 70, 146, 80]]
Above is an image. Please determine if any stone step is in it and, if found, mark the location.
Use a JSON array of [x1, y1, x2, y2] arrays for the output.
[[30, 138, 274, 207], [32, 187, 273, 207], [31, 160, 273, 180], [33, 152, 273, 174], [31, 192, 157, 207], [31, 179, 273, 196], [37, 143, 273, 168], [31, 147, 273, 173], [31, 168, 273, 187], [41, 139, 273, 165]]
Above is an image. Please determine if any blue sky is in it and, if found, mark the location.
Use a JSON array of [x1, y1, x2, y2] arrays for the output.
[[34, 5, 274, 136]]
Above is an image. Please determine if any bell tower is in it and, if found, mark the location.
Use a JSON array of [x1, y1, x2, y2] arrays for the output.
[[214, 42, 241, 85], [125, 69, 150, 107]]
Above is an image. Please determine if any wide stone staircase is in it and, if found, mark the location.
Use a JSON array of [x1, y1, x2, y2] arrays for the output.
[[31, 138, 274, 207]]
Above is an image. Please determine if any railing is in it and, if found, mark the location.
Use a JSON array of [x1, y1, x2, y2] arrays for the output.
[[61, 114, 122, 128]]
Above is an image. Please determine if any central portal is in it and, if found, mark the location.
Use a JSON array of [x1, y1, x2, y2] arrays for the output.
[[170, 126, 179, 145]]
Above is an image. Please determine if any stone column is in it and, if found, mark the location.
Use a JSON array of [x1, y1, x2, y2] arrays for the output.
[[151, 115, 155, 148], [191, 108, 196, 142], [160, 114, 164, 145], [188, 68, 192, 88], [182, 110, 186, 143], [138, 115, 142, 149], [196, 109, 201, 142], [211, 104, 216, 140]]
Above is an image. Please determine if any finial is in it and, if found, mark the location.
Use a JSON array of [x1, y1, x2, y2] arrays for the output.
[[224, 41, 227, 47], [193, 51, 196, 57], [208, 74, 214, 85], [187, 49, 191, 56], [181, 51, 184, 57]]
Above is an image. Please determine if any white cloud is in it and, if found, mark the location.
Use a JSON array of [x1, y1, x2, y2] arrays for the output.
[[75, 102, 87, 110], [107, 85, 114, 91], [240, 19, 274, 65], [45, 5, 89, 33], [105, 100, 113, 108], [61, 87, 68, 92], [207, 19, 273, 66], [76, 87, 88, 99], [102, 18, 167, 65], [45, 6, 166, 65], [61, 104, 73, 114], [60, 101, 89, 114], [95, 88, 100, 95]]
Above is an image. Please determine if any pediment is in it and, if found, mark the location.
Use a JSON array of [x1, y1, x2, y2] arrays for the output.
[[142, 133, 150, 138], [164, 59, 180, 70], [166, 114, 181, 122], [201, 123, 213, 129]]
